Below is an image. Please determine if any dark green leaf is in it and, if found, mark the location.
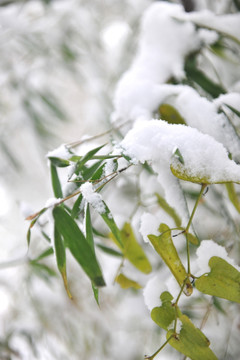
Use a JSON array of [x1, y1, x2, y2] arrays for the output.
[[71, 194, 83, 219], [49, 157, 70, 168], [54, 225, 72, 299], [224, 104, 240, 118], [34, 247, 54, 262], [50, 164, 63, 198], [92, 283, 99, 305], [75, 145, 105, 175], [98, 201, 123, 247], [85, 204, 94, 251], [53, 206, 105, 287], [96, 243, 123, 257]]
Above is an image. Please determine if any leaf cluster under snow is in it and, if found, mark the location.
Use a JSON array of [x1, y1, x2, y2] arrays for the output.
[[80, 182, 106, 214]]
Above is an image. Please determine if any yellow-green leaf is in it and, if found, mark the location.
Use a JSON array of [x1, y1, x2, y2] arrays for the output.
[[225, 182, 240, 213], [151, 291, 176, 330], [155, 193, 181, 227], [110, 222, 152, 274], [167, 314, 217, 360], [148, 224, 192, 295], [115, 273, 142, 289], [159, 104, 186, 125], [195, 256, 240, 303]]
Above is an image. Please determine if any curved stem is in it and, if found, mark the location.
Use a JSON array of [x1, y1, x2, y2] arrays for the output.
[[144, 335, 174, 360]]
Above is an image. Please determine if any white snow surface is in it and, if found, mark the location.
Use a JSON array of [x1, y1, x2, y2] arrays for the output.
[[80, 182, 106, 214], [121, 119, 240, 223], [196, 240, 240, 274], [47, 144, 71, 160], [113, 2, 200, 121]]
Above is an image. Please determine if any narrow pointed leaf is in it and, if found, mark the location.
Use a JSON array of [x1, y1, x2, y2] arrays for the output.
[[167, 314, 218, 360], [54, 225, 72, 299], [155, 193, 181, 227], [85, 204, 94, 251], [53, 206, 105, 287], [115, 273, 142, 289], [71, 194, 83, 219], [75, 145, 105, 175], [48, 157, 70, 168], [151, 291, 176, 330], [195, 256, 240, 303], [226, 183, 240, 213], [100, 202, 123, 247], [34, 247, 54, 262], [96, 243, 123, 257], [92, 283, 99, 306], [110, 222, 152, 274], [148, 224, 192, 295], [50, 164, 63, 198]]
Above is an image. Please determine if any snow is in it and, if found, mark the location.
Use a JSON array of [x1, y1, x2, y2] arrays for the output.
[[80, 182, 106, 214], [113, 2, 201, 121], [47, 144, 71, 160], [140, 212, 160, 243], [196, 240, 240, 274], [120, 119, 240, 224]]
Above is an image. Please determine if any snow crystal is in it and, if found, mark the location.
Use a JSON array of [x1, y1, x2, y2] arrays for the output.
[[47, 144, 71, 160], [196, 240, 240, 274], [80, 182, 106, 214]]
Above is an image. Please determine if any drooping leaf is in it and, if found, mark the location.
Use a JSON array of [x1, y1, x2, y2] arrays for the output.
[[53, 206, 105, 287], [96, 243, 123, 257], [85, 204, 94, 251], [48, 157, 70, 168], [224, 103, 240, 118], [92, 283, 99, 305], [99, 202, 123, 247], [110, 222, 152, 274], [167, 314, 218, 360], [50, 164, 63, 198], [115, 273, 142, 289], [54, 225, 72, 299], [71, 194, 83, 219], [185, 56, 226, 98], [151, 291, 176, 330], [195, 256, 240, 303], [225, 183, 240, 213], [34, 247, 54, 262], [155, 193, 181, 227], [148, 224, 192, 295], [74, 144, 105, 175], [159, 104, 186, 125]]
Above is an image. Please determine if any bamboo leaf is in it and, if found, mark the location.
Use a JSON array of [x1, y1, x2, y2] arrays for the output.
[[85, 204, 94, 251], [151, 291, 176, 330], [159, 104, 186, 125], [54, 225, 72, 299], [155, 193, 181, 227], [148, 224, 192, 295], [34, 247, 54, 262], [167, 314, 218, 360], [75, 145, 105, 175], [195, 256, 240, 303], [53, 206, 105, 287], [96, 243, 123, 257], [48, 157, 70, 168], [71, 194, 83, 219], [99, 202, 123, 247], [115, 273, 142, 289], [110, 222, 152, 274], [50, 164, 63, 198], [225, 183, 240, 213]]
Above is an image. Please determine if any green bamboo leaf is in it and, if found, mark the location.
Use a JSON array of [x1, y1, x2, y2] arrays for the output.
[[155, 193, 181, 227], [85, 204, 94, 251], [75, 145, 105, 175], [53, 206, 105, 287], [48, 157, 70, 168], [148, 224, 192, 295], [224, 104, 240, 118], [151, 291, 176, 330], [50, 164, 63, 198], [54, 225, 72, 299], [185, 56, 226, 98], [167, 314, 218, 360], [34, 247, 54, 262], [39, 92, 67, 121], [225, 183, 240, 213], [99, 202, 123, 247], [115, 273, 142, 289], [92, 283, 99, 305], [96, 243, 123, 257], [83, 160, 104, 181], [71, 194, 83, 219], [195, 256, 240, 303], [110, 222, 152, 274], [159, 104, 186, 125]]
